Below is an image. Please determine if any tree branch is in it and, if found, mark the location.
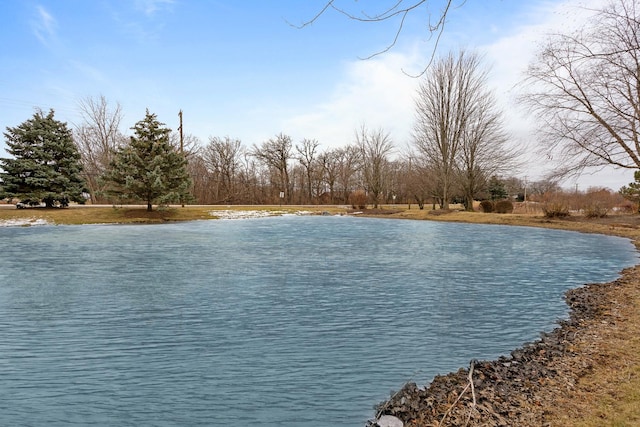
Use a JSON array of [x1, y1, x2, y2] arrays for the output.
[[290, 1, 465, 77]]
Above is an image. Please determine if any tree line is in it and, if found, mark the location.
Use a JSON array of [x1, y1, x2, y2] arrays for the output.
[[2, 0, 639, 210], [0, 50, 522, 210]]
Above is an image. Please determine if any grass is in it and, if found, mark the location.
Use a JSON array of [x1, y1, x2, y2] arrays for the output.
[[547, 275, 640, 427], [0, 204, 346, 225]]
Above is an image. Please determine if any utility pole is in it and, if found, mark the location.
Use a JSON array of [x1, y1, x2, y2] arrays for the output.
[[523, 176, 528, 213], [178, 109, 184, 153], [178, 109, 184, 207]]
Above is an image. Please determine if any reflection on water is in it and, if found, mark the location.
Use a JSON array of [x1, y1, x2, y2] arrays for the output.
[[0, 216, 637, 426]]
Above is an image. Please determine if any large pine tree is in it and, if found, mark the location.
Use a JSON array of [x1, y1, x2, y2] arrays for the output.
[[0, 109, 86, 207], [103, 110, 192, 211]]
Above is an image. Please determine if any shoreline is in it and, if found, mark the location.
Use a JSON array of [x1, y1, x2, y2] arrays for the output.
[[366, 210, 640, 426], [368, 265, 640, 426]]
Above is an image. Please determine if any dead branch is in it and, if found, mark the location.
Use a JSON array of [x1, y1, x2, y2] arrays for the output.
[[439, 359, 476, 426]]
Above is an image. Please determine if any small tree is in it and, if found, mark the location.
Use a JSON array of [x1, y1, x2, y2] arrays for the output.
[[620, 170, 640, 212], [296, 138, 320, 203], [74, 95, 125, 203], [0, 109, 86, 207], [487, 176, 508, 201], [357, 125, 393, 209], [102, 110, 192, 211]]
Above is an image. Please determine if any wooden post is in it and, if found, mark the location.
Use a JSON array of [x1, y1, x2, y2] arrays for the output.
[[178, 109, 184, 153], [179, 109, 184, 207]]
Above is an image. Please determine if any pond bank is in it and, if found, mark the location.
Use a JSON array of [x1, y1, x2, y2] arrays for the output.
[[366, 211, 640, 426]]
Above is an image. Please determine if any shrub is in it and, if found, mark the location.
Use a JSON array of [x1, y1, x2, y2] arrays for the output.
[[542, 202, 570, 218], [479, 200, 493, 213], [618, 200, 636, 214], [349, 190, 368, 209], [494, 199, 514, 214], [584, 204, 609, 218]]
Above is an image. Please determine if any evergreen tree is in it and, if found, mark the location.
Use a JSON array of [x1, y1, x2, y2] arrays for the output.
[[103, 110, 192, 211], [619, 170, 640, 212], [0, 109, 86, 207], [488, 175, 508, 201]]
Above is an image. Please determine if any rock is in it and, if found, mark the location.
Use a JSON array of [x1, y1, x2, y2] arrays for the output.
[[368, 278, 623, 426], [376, 414, 403, 427]]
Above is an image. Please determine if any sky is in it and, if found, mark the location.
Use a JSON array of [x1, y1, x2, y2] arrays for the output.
[[0, 0, 632, 191]]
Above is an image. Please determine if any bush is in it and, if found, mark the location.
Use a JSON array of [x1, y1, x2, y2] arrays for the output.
[[494, 199, 514, 214], [618, 200, 636, 214], [542, 202, 570, 218], [479, 200, 493, 213], [349, 190, 368, 209], [584, 204, 609, 218]]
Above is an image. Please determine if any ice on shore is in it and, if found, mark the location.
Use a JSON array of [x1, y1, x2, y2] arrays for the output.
[[0, 218, 51, 227], [209, 210, 314, 220]]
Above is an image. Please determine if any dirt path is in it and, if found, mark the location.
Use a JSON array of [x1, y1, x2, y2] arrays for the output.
[[367, 212, 640, 427]]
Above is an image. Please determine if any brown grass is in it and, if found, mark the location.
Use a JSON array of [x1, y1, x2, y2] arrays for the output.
[[0, 204, 344, 225], [546, 266, 640, 427]]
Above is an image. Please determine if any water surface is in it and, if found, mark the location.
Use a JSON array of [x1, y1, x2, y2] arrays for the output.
[[0, 216, 637, 426]]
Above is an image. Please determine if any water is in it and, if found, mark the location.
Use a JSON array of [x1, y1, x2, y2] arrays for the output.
[[0, 215, 637, 426]]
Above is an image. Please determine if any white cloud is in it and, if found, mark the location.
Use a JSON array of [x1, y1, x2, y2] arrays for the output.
[[69, 60, 107, 84], [483, 0, 610, 93], [31, 5, 57, 46], [480, 0, 623, 188], [134, 0, 175, 16], [282, 52, 422, 151], [287, 0, 626, 188]]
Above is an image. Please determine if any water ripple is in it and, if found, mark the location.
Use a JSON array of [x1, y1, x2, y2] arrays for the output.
[[0, 216, 636, 426]]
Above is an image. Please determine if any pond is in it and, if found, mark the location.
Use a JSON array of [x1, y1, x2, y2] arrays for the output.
[[0, 215, 637, 426]]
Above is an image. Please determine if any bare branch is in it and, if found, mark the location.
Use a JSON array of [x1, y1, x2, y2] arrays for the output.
[[292, 1, 465, 77], [520, 0, 640, 181]]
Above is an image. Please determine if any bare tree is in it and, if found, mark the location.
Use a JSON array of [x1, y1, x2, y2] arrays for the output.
[[310, 157, 328, 203], [334, 145, 361, 204], [528, 178, 561, 198], [405, 153, 441, 209], [186, 153, 215, 204], [295, 1, 462, 75], [457, 76, 517, 210], [251, 133, 293, 203], [169, 132, 201, 158], [74, 95, 125, 203], [238, 152, 263, 204], [357, 125, 394, 208], [318, 149, 338, 203], [296, 138, 320, 203], [204, 136, 245, 203], [413, 50, 486, 209], [521, 0, 640, 180]]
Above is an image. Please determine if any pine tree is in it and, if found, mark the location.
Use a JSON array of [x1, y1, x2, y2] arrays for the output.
[[488, 175, 508, 201], [619, 170, 640, 213], [102, 110, 192, 211], [0, 109, 86, 207]]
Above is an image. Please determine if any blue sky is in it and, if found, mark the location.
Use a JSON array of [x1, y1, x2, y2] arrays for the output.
[[0, 0, 629, 190]]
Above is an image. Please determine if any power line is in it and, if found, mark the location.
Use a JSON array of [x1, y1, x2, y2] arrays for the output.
[[0, 97, 82, 116]]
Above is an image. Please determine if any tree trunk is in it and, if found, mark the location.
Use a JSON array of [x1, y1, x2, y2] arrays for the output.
[[147, 202, 152, 211], [464, 191, 475, 211], [441, 194, 449, 210]]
